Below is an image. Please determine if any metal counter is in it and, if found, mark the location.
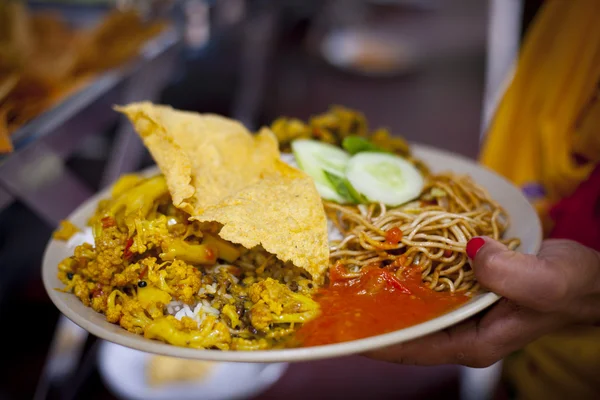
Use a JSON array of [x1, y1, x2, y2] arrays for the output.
[[0, 5, 181, 226]]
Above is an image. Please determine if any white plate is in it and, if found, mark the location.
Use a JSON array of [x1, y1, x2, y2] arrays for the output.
[[42, 143, 542, 363], [98, 341, 287, 400]]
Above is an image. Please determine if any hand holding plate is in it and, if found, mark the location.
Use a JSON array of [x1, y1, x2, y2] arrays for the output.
[[364, 238, 600, 367]]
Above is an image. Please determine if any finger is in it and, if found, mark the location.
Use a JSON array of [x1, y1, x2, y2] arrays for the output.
[[469, 238, 565, 312], [364, 299, 562, 368]]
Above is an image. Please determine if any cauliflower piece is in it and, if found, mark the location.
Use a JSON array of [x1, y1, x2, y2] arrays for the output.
[[144, 315, 231, 350], [118, 295, 153, 334], [74, 227, 128, 285], [67, 275, 91, 307], [110, 262, 144, 287], [131, 215, 170, 255], [90, 288, 109, 313], [248, 278, 319, 331], [74, 242, 96, 260], [142, 258, 202, 304], [58, 226, 134, 303], [58, 256, 79, 286], [248, 301, 272, 331], [106, 290, 126, 324], [89, 175, 168, 236], [164, 260, 202, 304]]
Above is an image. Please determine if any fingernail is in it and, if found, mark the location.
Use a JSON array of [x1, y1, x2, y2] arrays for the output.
[[466, 237, 485, 259]]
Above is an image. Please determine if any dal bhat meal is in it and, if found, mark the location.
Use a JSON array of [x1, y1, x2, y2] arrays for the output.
[[55, 104, 520, 350]]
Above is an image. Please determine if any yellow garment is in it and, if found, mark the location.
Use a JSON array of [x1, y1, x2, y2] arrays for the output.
[[504, 327, 600, 400], [480, 1, 600, 399], [481, 0, 600, 235]]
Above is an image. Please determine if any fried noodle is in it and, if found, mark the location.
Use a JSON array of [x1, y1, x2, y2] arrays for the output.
[[325, 173, 521, 294]]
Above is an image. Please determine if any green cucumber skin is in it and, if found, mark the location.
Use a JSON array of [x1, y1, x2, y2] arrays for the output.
[[323, 171, 362, 204], [292, 139, 351, 203], [342, 136, 388, 155]]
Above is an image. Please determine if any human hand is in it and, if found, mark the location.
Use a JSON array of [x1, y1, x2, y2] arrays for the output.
[[365, 238, 600, 368]]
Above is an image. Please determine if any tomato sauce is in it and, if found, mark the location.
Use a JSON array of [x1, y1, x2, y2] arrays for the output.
[[384, 227, 403, 245], [297, 264, 469, 347]]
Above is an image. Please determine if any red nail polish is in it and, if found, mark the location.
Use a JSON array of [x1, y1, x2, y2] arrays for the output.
[[466, 237, 485, 259]]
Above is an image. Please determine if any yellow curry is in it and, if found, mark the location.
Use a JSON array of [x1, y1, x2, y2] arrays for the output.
[[58, 174, 319, 350]]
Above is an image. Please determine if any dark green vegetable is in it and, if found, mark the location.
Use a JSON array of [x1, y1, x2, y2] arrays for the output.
[[324, 171, 367, 204], [342, 136, 388, 155]]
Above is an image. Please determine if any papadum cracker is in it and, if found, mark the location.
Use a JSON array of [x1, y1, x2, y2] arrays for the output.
[[117, 102, 328, 280]]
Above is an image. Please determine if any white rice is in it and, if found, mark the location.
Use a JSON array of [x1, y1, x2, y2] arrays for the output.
[[168, 276, 225, 327], [171, 299, 221, 327], [205, 283, 217, 294], [166, 300, 183, 315]]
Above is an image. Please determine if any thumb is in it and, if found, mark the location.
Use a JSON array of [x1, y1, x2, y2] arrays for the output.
[[468, 237, 562, 312]]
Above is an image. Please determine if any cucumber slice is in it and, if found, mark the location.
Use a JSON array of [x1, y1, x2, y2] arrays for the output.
[[314, 181, 348, 203], [291, 139, 350, 183], [346, 152, 424, 206], [291, 139, 352, 202]]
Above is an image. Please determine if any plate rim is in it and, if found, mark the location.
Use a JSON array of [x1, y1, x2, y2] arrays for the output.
[[42, 143, 542, 363]]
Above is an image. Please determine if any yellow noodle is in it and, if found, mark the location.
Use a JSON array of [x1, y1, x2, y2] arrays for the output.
[[325, 173, 520, 293]]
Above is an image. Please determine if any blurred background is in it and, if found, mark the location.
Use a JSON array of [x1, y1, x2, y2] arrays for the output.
[[0, 0, 543, 399]]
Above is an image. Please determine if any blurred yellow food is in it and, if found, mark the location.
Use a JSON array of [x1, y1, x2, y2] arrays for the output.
[[58, 172, 320, 350], [0, 2, 166, 153], [147, 355, 216, 387], [117, 103, 330, 281], [271, 106, 427, 175], [271, 105, 411, 156], [0, 105, 11, 152], [53, 220, 80, 241]]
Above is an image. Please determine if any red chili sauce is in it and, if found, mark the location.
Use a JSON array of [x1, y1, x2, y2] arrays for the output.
[[297, 260, 470, 347]]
